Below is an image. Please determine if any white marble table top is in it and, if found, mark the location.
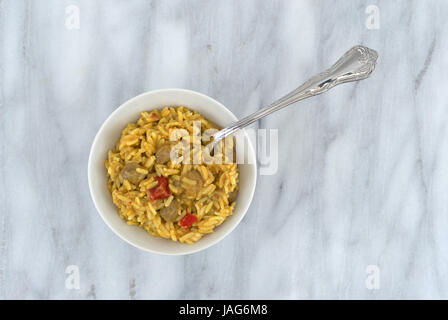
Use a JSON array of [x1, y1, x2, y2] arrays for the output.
[[1, 0, 448, 299]]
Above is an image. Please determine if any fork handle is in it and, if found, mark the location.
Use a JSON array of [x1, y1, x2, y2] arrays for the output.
[[212, 45, 378, 143]]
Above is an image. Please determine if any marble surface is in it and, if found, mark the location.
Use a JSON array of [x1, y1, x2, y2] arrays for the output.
[[1, 0, 448, 299]]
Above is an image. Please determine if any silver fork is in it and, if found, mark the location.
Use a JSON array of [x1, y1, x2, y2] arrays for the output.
[[210, 45, 378, 147]]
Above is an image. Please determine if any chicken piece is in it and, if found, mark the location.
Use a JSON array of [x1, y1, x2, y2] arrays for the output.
[[159, 200, 185, 222], [170, 178, 184, 195], [155, 144, 172, 164], [183, 169, 204, 199], [121, 162, 146, 185], [228, 189, 239, 203]]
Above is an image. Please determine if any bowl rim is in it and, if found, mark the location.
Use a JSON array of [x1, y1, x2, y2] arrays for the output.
[[88, 88, 257, 255]]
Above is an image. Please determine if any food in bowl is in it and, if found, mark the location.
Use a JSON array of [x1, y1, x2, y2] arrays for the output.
[[105, 106, 239, 244]]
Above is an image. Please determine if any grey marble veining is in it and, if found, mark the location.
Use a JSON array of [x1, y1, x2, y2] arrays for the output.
[[1, 0, 448, 299]]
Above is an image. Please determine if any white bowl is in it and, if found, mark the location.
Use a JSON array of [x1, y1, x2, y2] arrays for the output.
[[88, 89, 257, 255]]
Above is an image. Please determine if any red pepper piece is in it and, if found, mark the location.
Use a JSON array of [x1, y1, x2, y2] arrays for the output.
[[148, 176, 171, 201], [179, 213, 197, 227]]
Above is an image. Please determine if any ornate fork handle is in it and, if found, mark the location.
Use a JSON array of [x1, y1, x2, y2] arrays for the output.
[[212, 45, 378, 144]]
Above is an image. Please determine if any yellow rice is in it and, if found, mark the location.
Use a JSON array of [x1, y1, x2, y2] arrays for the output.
[[105, 106, 239, 244]]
